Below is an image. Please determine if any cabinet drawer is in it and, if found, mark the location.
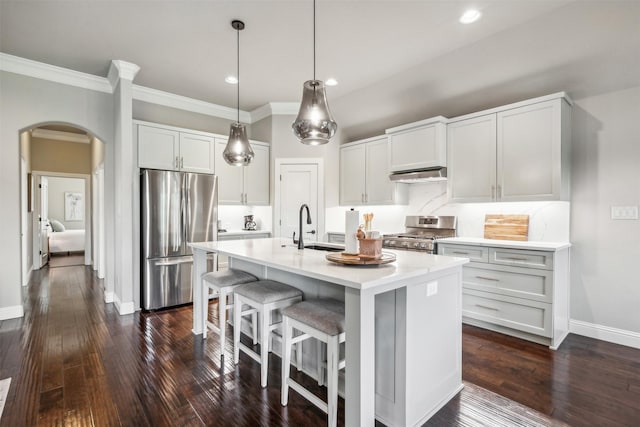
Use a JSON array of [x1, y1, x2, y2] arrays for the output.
[[327, 233, 345, 244], [489, 248, 553, 270], [463, 290, 552, 337], [438, 244, 489, 262], [463, 264, 552, 303]]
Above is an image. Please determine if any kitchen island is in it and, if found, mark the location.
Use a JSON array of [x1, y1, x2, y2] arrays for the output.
[[190, 238, 468, 426]]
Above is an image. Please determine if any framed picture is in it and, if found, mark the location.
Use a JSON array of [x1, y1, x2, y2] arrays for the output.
[[27, 173, 33, 212], [64, 192, 83, 221]]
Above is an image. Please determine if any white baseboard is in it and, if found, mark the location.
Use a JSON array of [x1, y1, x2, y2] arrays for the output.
[[570, 319, 640, 350], [104, 291, 114, 303], [113, 293, 135, 315], [22, 268, 33, 287], [0, 305, 24, 320]]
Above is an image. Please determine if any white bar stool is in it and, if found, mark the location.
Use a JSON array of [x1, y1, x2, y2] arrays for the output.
[[202, 269, 258, 357], [233, 280, 303, 388], [281, 298, 345, 427]]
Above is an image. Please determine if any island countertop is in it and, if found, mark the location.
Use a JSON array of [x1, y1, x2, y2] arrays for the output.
[[190, 237, 468, 291]]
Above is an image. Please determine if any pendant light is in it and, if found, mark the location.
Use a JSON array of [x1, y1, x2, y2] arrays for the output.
[[292, 0, 337, 145], [223, 19, 254, 166]]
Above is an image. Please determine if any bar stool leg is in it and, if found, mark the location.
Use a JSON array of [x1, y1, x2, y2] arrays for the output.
[[281, 315, 292, 406], [252, 311, 258, 345], [259, 308, 270, 388], [219, 288, 228, 354], [233, 294, 243, 364], [202, 284, 209, 339], [327, 335, 339, 427], [317, 340, 324, 386], [296, 340, 303, 371]]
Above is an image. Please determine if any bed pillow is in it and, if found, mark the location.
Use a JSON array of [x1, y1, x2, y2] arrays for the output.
[[50, 219, 65, 232]]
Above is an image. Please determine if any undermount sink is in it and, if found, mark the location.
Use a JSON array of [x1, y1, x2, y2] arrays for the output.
[[304, 244, 344, 252]]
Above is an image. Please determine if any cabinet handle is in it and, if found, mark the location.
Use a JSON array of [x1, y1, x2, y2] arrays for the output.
[[491, 185, 496, 200], [504, 256, 527, 261], [453, 251, 469, 255], [181, 157, 184, 169], [475, 276, 499, 282], [497, 185, 502, 198], [361, 193, 364, 203], [176, 156, 180, 169], [365, 193, 368, 203], [475, 304, 499, 311], [240, 193, 244, 204], [244, 193, 247, 204]]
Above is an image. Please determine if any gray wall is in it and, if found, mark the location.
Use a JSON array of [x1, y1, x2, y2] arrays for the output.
[[570, 86, 640, 333], [0, 71, 114, 312]]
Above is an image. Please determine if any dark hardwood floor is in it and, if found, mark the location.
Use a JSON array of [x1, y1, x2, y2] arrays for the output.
[[1, 265, 638, 426]]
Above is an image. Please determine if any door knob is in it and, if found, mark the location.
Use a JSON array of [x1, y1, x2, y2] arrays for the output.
[[306, 230, 316, 234]]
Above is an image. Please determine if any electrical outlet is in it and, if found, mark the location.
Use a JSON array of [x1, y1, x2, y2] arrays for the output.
[[611, 206, 639, 220], [427, 281, 438, 297]]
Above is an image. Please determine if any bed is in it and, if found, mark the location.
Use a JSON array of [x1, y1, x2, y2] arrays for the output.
[[49, 229, 85, 254]]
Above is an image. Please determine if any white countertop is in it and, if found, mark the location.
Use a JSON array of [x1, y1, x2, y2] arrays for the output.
[[217, 230, 271, 237], [190, 237, 468, 291], [437, 237, 571, 251]]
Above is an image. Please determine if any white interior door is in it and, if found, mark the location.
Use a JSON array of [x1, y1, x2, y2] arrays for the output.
[[276, 161, 321, 244], [34, 176, 49, 269]]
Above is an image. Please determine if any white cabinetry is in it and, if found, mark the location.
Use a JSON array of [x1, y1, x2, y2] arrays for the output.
[[386, 116, 447, 172], [214, 139, 270, 205], [438, 241, 570, 349], [340, 136, 407, 205], [137, 124, 215, 174], [447, 93, 572, 203]]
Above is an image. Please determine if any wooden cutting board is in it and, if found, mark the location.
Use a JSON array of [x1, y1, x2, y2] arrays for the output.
[[484, 214, 529, 241]]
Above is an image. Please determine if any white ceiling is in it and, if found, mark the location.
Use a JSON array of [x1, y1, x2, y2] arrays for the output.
[[1, 1, 639, 138]]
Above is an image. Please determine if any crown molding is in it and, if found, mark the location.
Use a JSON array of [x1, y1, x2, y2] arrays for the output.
[[108, 60, 140, 89], [0, 52, 112, 93], [31, 128, 91, 144], [132, 85, 251, 123], [250, 102, 300, 122]]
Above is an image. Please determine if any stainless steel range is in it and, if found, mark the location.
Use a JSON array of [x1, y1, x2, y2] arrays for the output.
[[383, 216, 457, 254]]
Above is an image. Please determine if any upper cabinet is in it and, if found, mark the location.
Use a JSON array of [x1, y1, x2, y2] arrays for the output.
[[137, 124, 214, 174], [340, 135, 407, 205], [386, 116, 447, 172], [447, 93, 572, 203], [214, 139, 270, 205]]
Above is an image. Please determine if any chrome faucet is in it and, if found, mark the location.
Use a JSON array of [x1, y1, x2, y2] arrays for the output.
[[292, 204, 312, 249]]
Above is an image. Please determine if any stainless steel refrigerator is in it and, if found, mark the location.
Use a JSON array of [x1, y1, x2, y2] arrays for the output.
[[141, 169, 218, 310]]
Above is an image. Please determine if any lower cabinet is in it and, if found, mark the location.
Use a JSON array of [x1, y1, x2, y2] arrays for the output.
[[438, 242, 570, 349]]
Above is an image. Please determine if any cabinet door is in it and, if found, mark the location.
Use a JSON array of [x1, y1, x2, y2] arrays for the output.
[[447, 115, 497, 202], [138, 125, 179, 170], [340, 143, 366, 205], [365, 137, 395, 204], [497, 100, 561, 201], [179, 133, 215, 174], [244, 144, 270, 205], [388, 122, 446, 172], [214, 139, 244, 204]]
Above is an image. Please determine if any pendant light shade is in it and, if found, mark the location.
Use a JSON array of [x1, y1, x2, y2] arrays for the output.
[[292, 0, 337, 145], [224, 19, 254, 166], [292, 80, 337, 145]]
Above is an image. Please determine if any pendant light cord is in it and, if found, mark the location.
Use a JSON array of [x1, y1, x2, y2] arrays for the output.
[[313, 0, 316, 81], [237, 25, 240, 124]]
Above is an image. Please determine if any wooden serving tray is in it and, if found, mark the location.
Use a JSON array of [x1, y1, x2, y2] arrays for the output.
[[326, 252, 396, 266]]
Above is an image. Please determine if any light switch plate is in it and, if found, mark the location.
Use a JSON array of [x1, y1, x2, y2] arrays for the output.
[[611, 206, 639, 220]]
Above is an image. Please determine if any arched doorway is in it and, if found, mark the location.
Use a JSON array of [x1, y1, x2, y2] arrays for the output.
[[20, 123, 106, 285]]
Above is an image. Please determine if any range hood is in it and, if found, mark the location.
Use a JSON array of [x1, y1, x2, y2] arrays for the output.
[[389, 167, 447, 183]]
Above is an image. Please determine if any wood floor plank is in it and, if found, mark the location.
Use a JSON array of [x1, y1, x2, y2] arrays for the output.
[[1, 263, 639, 426]]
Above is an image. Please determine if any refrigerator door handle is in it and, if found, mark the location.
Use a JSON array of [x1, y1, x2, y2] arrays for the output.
[[154, 257, 192, 266]]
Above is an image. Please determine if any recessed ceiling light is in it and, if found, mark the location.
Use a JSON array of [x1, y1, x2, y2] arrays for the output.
[[225, 75, 238, 84], [459, 9, 481, 24], [325, 78, 338, 86]]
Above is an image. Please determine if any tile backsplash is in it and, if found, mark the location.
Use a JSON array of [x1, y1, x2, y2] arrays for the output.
[[328, 181, 570, 242]]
